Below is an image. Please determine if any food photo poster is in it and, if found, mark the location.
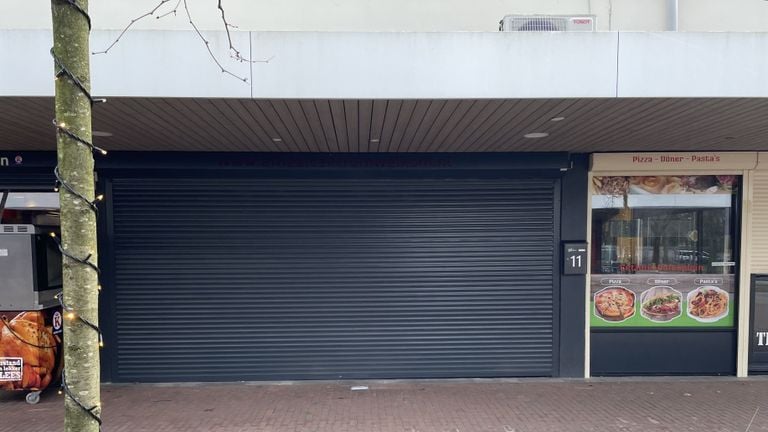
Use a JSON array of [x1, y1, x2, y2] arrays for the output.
[[591, 275, 734, 328], [590, 175, 737, 328]]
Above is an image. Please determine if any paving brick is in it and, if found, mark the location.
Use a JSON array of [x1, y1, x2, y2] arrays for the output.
[[1, 378, 768, 432]]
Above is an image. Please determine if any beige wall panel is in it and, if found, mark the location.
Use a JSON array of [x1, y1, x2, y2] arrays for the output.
[[607, 0, 667, 31], [680, 0, 768, 32], [750, 170, 768, 274]]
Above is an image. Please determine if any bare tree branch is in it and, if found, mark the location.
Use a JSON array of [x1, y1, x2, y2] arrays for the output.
[[213, 0, 273, 64], [93, 0, 272, 83], [156, 0, 182, 19], [217, 0, 246, 63], [182, 0, 248, 82], [92, 0, 180, 55]]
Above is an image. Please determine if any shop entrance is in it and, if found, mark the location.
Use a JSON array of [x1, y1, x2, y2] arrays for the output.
[[590, 175, 739, 375]]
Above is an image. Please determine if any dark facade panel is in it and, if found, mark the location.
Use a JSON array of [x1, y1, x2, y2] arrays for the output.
[[558, 154, 589, 377], [110, 177, 558, 382], [591, 330, 736, 375]]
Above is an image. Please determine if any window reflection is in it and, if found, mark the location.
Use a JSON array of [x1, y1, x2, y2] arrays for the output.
[[594, 207, 733, 275], [591, 176, 738, 276]]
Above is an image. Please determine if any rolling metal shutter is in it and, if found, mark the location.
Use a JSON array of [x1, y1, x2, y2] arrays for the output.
[[0, 171, 56, 190], [111, 177, 556, 381]]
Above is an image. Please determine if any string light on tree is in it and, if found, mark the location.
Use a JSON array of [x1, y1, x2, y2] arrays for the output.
[[50, 2, 264, 430], [51, 0, 106, 429]]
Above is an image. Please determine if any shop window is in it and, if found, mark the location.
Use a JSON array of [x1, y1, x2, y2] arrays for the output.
[[590, 175, 738, 329]]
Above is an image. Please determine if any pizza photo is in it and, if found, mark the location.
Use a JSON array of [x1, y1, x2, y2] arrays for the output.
[[594, 287, 636, 322]]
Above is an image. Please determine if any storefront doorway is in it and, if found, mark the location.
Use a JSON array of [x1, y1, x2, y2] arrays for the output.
[[590, 171, 740, 375]]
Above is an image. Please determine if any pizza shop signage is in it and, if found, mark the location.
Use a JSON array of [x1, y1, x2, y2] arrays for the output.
[[591, 152, 758, 172]]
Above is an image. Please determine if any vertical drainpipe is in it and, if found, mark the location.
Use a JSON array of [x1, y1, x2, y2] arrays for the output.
[[666, 0, 679, 31]]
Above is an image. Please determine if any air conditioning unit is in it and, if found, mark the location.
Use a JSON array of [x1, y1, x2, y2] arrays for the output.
[[499, 15, 596, 32]]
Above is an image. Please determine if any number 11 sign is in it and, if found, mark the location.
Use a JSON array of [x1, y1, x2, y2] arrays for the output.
[[563, 243, 588, 275]]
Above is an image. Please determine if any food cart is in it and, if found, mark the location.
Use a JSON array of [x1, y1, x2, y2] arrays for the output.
[[0, 191, 63, 404]]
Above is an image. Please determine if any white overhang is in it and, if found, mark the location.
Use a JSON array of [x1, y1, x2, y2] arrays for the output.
[[1, 30, 767, 153], [3, 30, 768, 99]]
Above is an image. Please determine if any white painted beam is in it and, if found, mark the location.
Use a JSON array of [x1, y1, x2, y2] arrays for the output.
[[1, 30, 251, 98], [91, 30, 251, 98], [617, 32, 768, 97], [250, 31, 619, 98], [2, 30, 768, 99]]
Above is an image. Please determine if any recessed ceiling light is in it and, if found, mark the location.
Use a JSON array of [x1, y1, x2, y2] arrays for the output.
[[550, 116, 566, 122], [370, 138, 380, 143], [272, 137, 282, 142], [524, 132, 549, 139], [92, 130, 113, 137]]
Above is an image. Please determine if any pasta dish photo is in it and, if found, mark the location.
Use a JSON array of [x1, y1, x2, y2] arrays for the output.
[[687, 286, 729, 322]]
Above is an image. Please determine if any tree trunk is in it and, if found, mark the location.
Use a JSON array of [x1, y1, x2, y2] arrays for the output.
[[51, 1, 101, 431]]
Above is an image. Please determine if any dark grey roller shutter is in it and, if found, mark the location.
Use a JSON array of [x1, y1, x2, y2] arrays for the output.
[[0, 171, 55, 190], [111, 177, 556, 381]]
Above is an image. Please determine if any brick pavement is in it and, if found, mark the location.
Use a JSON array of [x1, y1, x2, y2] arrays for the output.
[[1, 377, 768, 432]]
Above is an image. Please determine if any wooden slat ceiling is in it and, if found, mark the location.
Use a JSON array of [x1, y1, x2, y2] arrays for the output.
[[1, 97, 767, 153]]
